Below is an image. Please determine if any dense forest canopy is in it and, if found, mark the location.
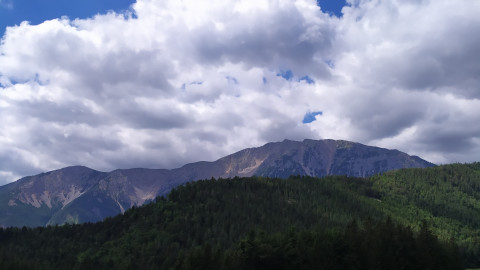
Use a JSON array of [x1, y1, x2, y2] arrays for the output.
[[1, 163, 480, 269]]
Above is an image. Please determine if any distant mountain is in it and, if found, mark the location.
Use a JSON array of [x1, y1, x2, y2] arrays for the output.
[[0, 139, 435, 227], [2, 163, 480, 269]]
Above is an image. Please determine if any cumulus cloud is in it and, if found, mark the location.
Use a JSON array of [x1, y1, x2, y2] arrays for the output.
[[0, 0, 479, 184]]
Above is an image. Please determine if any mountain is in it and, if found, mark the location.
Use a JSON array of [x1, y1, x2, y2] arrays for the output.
[[0, 139, 435, 227], [2, 163, 480, 269]]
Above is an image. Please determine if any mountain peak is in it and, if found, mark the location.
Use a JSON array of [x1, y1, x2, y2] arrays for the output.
[[0, 139, 434, 227], [220, 139, 434, 179]]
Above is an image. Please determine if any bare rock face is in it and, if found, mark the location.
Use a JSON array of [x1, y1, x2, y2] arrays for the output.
[[182, 139, 434, 180], [240, 139, 435, 178], [0, 139, 435, 227], [0, 166, 106, 227]]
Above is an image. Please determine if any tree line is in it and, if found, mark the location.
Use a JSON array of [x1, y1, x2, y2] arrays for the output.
[[0, 163, 479, 269]]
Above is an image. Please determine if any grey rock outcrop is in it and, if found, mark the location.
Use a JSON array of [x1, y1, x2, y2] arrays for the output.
[[0, 139, 435, 227]]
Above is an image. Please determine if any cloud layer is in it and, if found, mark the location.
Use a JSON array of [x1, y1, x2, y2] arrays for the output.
[[1, 0, 479, 184]]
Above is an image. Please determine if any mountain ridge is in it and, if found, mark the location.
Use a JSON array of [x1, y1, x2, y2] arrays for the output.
[[0, 139, 435, 227], [2, 164, 479, 269]]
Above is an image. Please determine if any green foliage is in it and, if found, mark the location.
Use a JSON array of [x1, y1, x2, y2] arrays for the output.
[[370, 162, 480, 267], [0, 163, 479, 269], [227, 219, 462, 270]]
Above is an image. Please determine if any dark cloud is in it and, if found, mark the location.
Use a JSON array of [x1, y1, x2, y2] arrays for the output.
[[348, 93, 426, 140], [0, 150, 42, 184], [259, 113, 319, 143], [15, 99, 105, 126], [188, 4, 334, 77], [118, 106, 192, 130]]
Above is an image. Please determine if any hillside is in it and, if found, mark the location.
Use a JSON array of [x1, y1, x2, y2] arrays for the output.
[[0, 139, 434, 227], [0, 163, 479, 269]]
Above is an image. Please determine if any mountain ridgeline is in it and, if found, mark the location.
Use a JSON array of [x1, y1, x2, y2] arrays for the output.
[[2, 163, 480, 269], [0, 139, 434, 227]]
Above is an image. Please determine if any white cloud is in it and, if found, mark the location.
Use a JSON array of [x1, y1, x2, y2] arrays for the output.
[[330, 0, 480, 161], [0, 0, 479, 184]]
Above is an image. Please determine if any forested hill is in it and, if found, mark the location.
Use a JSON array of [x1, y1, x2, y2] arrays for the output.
[[1, 163, 480, 269]]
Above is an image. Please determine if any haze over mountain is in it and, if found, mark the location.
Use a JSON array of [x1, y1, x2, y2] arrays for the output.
[[0, 139, 434, 227]]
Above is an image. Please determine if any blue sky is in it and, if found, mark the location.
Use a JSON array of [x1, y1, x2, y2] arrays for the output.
[[303, 111, 323, 124], [0, 0, 346, 36], [0, 0, 479, 184], [0, 0, 136, 35], [316, 0, 347, 17]]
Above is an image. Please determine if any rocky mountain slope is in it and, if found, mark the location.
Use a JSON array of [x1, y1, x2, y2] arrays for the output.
[[0, 139, 435, 227]]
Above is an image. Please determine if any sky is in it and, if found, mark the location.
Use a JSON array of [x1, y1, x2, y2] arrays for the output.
[[0, 0, 479, 185], [0, 0, 136, 36]]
